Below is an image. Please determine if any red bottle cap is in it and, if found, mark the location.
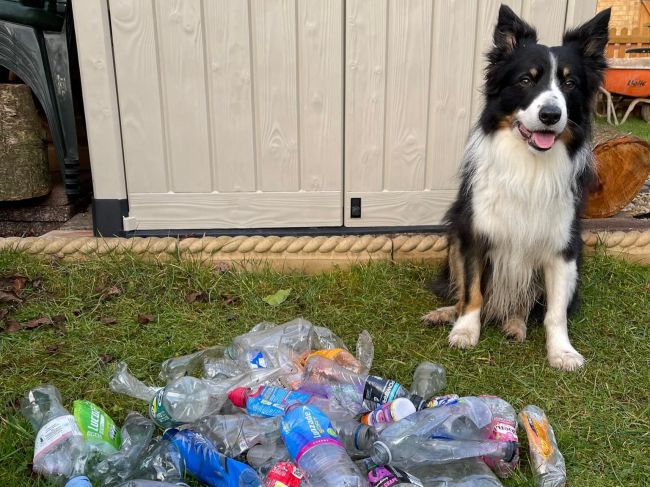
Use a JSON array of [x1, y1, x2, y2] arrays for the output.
[[264, 462, 303, 487], [227, 387, 249, 408]]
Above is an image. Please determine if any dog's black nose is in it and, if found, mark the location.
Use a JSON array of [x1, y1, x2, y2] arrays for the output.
[[539, 105, 562, 125]]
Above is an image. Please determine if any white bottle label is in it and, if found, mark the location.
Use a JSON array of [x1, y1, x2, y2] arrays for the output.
[[34, 415, 82, 463]]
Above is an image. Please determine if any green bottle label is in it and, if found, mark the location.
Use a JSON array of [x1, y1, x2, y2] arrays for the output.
[[148, 388, 178, 428], [73, 400, 121, 452]]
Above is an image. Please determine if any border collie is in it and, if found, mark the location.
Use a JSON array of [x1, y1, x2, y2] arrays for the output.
[[422, 6, 611, 371]]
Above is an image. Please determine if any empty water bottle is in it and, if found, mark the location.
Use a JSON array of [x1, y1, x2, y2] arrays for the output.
[[228, 385, 313, 417], [410, 362, 446, 399], [159, 345, 225, 381], [163, 428, 262, 486], [356, 330, 374, 372], [21, 385, 87, 486], [110, 362, 212, 428], [334, 419, 378, 458], [518, 405, 566, 487], [478, 396, 519, 477], [192, 413, 281, 456], [299, 348, 367, 374], [246, 439, 292, 476], [281, 404, 367, 487], [118, 482, 186, 487], [135, 436, 186, 484]]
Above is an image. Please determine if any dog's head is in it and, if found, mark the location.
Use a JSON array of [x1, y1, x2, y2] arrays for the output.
[[481, 5, 610, 152]]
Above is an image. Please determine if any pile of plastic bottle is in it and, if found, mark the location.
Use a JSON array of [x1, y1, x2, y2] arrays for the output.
[[21, 318, 567, 487]]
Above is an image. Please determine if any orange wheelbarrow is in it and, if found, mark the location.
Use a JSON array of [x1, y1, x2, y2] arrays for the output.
[[598, 56, 650, 125]]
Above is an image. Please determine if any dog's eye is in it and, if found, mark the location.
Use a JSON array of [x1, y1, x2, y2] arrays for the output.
[[519, 76, 533, 87], [563, 79, 576, 90]]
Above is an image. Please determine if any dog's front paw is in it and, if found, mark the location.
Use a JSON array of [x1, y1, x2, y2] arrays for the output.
[[422, 306, 457, 326], [547, 347, 585, 371], [448, 326, 480, 349], [502, 317, 527, 342]]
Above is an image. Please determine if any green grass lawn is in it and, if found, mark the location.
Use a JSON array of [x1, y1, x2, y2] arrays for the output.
[[595, 114, 650, 141], [0, 251, 648, 486]]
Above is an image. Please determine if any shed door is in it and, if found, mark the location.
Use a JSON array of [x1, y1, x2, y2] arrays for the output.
[[343, 0, 593, 227], [109, 0, 343, 231]]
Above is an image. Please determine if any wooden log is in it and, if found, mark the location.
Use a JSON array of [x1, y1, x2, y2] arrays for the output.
[[0, 83, 51, 201], [584, 134, 650, 218]]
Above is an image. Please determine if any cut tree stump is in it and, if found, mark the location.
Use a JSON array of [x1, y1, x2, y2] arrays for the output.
[[584, 134, 650, 218], [0, 83, 51, 201]]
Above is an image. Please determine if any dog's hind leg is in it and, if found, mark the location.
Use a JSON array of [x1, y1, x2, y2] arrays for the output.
[[502, 315, 527, 342], [422, 305, 458, 326], [544, 257, 584, 371], [448, 248, 483, 349]]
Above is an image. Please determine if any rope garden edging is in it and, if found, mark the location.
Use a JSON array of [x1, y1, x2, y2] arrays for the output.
[[0, 231, 648, 270]]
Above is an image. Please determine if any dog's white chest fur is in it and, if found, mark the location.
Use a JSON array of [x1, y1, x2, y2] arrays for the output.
[[470, 129, 575, 260]]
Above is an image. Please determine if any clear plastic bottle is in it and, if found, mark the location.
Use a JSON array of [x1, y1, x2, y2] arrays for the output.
[[478, 396, 519, 477], [87, 412, 156, 486], [334, 419, 378, 458], [410, 362, 446, 399], [117, 482, 187, 487], [228, 385, 314, 417], [192, 413, 281, 457], [159, 345, 225, 382], [518, 405, 567, 487], [410, 458, 504, 486], [164, 428, 262, 487], [110, 362, 211, 427], [246, 439, 292, 476], [302, 355, 410, 407], [281, 404, 367, 487], [20, 385, 87, 486], [356, 330, 374, 372], [299, 348, 367, 374], [135, 436, 186, 485]]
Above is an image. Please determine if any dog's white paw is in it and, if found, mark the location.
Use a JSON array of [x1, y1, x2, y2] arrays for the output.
[[422, 306, 457, 326], [547, 347, 585, 371], [448, 326, 480, 349], [502, 318, 527, 342]]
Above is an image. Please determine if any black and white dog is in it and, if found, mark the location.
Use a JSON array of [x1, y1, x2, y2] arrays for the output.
[[423, 6, 611, 371]]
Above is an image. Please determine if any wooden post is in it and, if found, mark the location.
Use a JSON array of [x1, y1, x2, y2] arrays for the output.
[[0, 83, 51, 201]]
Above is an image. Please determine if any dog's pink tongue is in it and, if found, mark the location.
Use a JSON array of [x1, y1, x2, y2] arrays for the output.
[[531, 131, 556, 149]]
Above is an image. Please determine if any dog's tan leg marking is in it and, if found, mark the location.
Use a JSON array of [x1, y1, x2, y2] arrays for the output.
[[449, 257, 483, 349], [422, 306, 458, 325], [544, 257, 584, 371], [502, 316, 527, 342]]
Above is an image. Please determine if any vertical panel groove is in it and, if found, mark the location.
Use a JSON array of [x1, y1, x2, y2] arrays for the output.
[[199, 0, 216, 192], [423, 1, 435, 191], [380, 1, 390, 191], [295, 0, 302, 190], [247, 0, 259, 191], [150, 0, 171, 192], [467, 2, 482, 125]]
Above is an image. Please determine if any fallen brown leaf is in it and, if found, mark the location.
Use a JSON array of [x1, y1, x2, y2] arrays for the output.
[[101, 286, 122, 301], [186, 291, 209, 304], [0, 308, 9, 321], [221, 294, 241, 306], [99, 353, 115, 365], [3, 319, 21, 333], [137, 314, 155, 324], [0, 290, 22, 304], [46, 344, 61, 354], [52, 314, 66, 324], [101, 317, 118, 325], [22, 317, 53, 329]]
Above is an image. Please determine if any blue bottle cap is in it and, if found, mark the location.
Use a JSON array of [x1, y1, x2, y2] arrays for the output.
[[65, 476, 92, 487]]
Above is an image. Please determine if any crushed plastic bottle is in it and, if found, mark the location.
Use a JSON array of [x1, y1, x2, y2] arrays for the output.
[[302, 355, 410, 408], [281, 404, 367, 487], [246, 439, 292, 476], [87, 412, 156, 487], [478, 396, 519, 477], [159, 345, 226, 382], [299, 348, 367, 374], [410, 458, 504, 486], [110, 362, 212, 427], [73, 400, 121, 455], [410, 362, 446, 400], [228, 385, 313, 417], [20, 385, 87, 486], [518, 405, 566, 487], [135, 436, 187, 485], [163, 428, 262, 486], [369, 397, 518, 470], [117, 481, 187, 487], [192, 413, 281, 457], [334, 419, 378, 459]]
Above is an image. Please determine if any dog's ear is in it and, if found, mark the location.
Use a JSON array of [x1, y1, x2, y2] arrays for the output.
[[563, 8, 611, 59], [493, 5, 537, 54]]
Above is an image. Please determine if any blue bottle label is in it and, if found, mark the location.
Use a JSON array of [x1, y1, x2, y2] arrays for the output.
[[248, 386, 312, 417], [364, 376, 403, 404], [281, 405, 343, 462]]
